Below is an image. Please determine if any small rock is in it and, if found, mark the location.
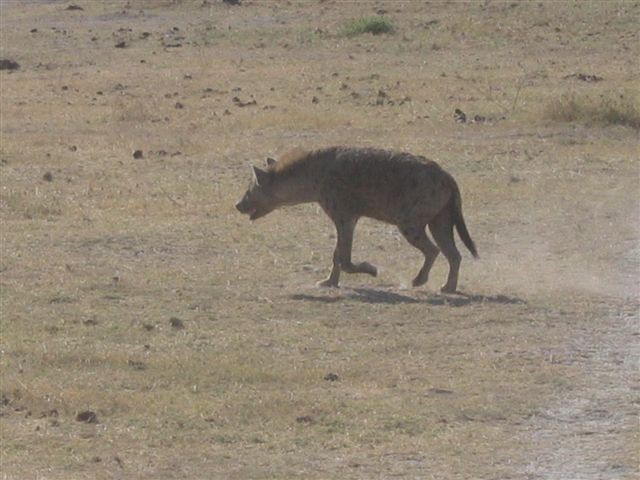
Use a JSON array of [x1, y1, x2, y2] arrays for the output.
[[564, 73, 603, 82], [30, 28, 38, 33], [175, 102, 184, 109], [426, 388, 454, 395], [76, 410, 98, 423], [454, 108, 467, 123], [169, 317, 184, 329], [69, 145, 77, 151], [43, 172, 53, 182], [114, 41, 127, 49], [232, 97, 257, 107], [127, 360, 146, 370], [0, 59, 20, 71], [323, 373, 339, 382], [132, 149, 143, 159], [65, 4, 84, 11], [311, 96, 319, 104]]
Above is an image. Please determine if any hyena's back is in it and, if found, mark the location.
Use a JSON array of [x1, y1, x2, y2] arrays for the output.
[[314, 147, 455, 226]]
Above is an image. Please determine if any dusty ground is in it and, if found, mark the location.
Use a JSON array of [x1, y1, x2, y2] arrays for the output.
[[1, 1, 638, 479]]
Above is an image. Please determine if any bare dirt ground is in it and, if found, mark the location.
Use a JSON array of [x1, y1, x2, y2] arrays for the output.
[[1, 1, 638, 479]]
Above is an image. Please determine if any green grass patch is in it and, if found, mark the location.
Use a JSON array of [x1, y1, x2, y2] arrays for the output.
[[545, 91, 640, 129], [341, 17, 395, 37]]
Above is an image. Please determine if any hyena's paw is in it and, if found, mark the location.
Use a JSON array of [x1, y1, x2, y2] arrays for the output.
[[412, 274, 428, 287], [317, 278, 340, 288], [440, 284, 457, 294], [360, 262, 377, 277]]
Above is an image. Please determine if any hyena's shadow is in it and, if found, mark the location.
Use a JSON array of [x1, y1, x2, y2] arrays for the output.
[[290, 288, 525, 307]]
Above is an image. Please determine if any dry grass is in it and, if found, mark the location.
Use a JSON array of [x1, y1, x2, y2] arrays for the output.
[[545, 91, 640, 129], [340, 17, 395, 38], [1, 1, 639, 479]]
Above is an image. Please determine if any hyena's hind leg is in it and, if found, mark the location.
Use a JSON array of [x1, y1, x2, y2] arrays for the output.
[[399, 224, 440, 287], [428, 207, 462, 293], [318, 216, 377, 287]]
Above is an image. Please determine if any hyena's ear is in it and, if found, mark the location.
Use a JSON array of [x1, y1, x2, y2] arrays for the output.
[[252, 166, 270, 186], [265, 157, 277, 167]]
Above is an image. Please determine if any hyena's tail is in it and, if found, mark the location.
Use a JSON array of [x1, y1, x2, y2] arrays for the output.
[[451, 181, 479, 259]]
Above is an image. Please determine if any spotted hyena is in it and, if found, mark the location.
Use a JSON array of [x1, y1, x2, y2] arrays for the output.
[[235, 147, 478, 293]]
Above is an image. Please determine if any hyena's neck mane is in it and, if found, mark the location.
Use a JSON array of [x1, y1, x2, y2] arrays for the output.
[[272, 147, 342, 172], [271, 148, 321, 173], [269, 147, 337, 203]]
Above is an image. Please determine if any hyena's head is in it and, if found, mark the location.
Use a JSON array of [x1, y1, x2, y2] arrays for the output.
[[235, 158, 280, 221]]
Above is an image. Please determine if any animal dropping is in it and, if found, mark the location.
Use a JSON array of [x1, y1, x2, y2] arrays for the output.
[[236, 147, 478, 293]]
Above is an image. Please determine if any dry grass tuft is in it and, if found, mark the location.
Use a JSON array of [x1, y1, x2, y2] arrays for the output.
[[341, 17, 395, 37], [544, 91, 640, 129]]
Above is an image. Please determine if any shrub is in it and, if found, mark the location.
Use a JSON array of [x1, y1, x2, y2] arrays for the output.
[[544, 91, 640, 129], [341, 17, 395, 37]]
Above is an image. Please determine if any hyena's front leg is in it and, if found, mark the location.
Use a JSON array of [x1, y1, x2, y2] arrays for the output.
[[317, 245, 342, 288], [317, 216, 377, 287]]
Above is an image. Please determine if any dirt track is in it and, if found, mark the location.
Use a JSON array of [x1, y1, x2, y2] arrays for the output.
[[521, 304, 638, 479]]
